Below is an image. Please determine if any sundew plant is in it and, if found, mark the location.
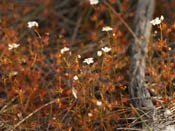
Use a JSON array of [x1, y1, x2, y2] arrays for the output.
[[0, 0, 175, 130]]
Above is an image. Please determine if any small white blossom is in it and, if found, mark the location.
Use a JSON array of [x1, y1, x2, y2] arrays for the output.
[[72, 87, 78, 99], [78, 55, 81, 59], [83, 57, 94, 65], [97, 50, 102, 56], [73, 75, 78, 80], [9, 71, 18, 77], [101, 46, 111, 53], [89, 0, 99, 5], [27, 21, 39, 28], [164, 109, 172, 116], [96, 100, 102, 106], [88, 113, 93, 117], [102, 26, 113, 31], [160, 15, 164, 21], [150, 15, 164, 26], [60, 47, 70, 54], [52, 117, 56, 120], [154, 30, 158, 34], [8, 43, 20, 50], [150, 17, 161, 25]]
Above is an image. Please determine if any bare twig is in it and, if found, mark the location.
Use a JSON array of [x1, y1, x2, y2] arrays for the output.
[[71, 16, 82, 45], [102, 0, 139, 41]]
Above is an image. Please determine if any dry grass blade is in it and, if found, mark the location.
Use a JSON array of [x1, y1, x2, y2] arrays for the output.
[[8, 98, 60, 131]]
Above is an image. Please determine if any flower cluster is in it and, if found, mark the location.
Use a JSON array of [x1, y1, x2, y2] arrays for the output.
[[97, 46, 111, 56], [150, 15, 164, 26]]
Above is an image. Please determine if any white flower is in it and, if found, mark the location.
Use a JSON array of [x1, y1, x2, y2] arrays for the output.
[[150, 17, 161, 25], [83, 57, 94, 65], [9, 71, 18, 76], [96, 100, 102, 106], [164, 108, 172, 116], [72, 87, 78, 99], [8, 43, 20, 50], [73, 75, 78, 80], [160, 15, 164, 21], [78, 55, 81, 59], [52, 117, 56, 120], [97, 50, 102, 56], [102, 26, 113, 31], [88, 113, 93, 117], [154, 30, 158, 34], [89, 0, 99, 5], [101, 46, 111, 53], [27, 21, 39, 28], [60, 47, 70, 54], [150, 15, 164, 26]]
